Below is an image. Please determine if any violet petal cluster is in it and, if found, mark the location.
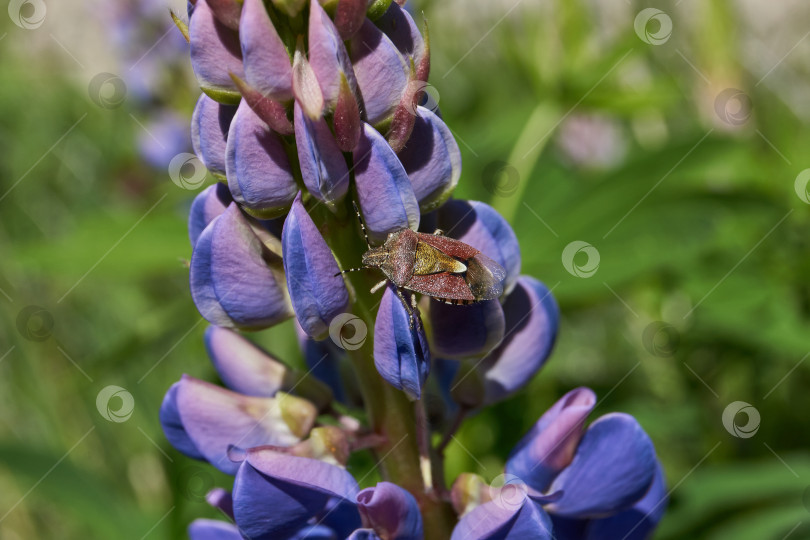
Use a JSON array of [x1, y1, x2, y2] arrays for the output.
[[160, 1, 668, 538]]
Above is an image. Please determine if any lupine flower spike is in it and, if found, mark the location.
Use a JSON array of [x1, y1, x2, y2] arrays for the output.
[[163, 1, 667, 538]]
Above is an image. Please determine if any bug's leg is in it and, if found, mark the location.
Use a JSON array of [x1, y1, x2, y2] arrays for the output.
[[395, 288, 419, 329], [432, 228, 445, 236], [369, 279, 388, 295]]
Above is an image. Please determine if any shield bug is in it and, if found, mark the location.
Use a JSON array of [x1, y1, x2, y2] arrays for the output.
[[337, 202, 506, 316]]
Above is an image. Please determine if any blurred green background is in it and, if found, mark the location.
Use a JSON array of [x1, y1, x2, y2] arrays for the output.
[[1, 0, 809, 538]]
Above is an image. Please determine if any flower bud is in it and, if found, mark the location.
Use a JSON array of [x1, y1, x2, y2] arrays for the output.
[[334, 73, 362, 151], [437, 200, 521, 295], [240, 0, 293, 102], [190, 204, 293, 329], [376, 1, 425, 63], [191, 94, 237, 179], [478, 276, 559, 404], [229, 73, 294, 135], [397, 106, 461, 211], [282, 193, 350, 340], [206, 488, 234, 519], [188, 183, 233, 245], [294, 102, 350, 207], [159, 376, 317, 474], [349, 19, 408, 125], [226, 100, 297, 218], [309, 0, 357, 109], [354, 123, 420, 243], [373, 286, 429, 400], [189, 0, 243, 104], [357, 482, 423, 540]]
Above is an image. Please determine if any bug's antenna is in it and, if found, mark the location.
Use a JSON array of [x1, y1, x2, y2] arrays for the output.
[[334, 267, 366, 277], [352, 200, 371, 249]]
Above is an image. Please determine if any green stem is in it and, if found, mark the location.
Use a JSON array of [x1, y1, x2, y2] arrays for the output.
[[314, 199, 456, 539]]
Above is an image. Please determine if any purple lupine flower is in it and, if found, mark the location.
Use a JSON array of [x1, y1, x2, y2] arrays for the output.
[[374, 285, 430, 400], [225, 100, 297, 218], [189, 0, 243, 102], [505, 388, 663, 533], [188, 182, 232, 245], [159, 375, 317, 473], [190, 204, 292, 329], [160, 2, 667, 539], [282, 193, 350, 339], [191, 94, 237, 178]]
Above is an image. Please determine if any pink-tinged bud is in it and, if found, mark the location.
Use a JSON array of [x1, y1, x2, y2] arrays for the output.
[[309, 0, 358, 109], [292, 39, 325, 120], [229, 73, 294, 135], [349, 19, 408, 125], [386, 89, 416, 153], [294, 102, 350, 207], [207, 0, 242, 30], [334, 74, 362, 151], [334, 0, 367, 40], [189, 0, 244, 104], [226, 101, 297, 219], [240, 0, 293, 102]]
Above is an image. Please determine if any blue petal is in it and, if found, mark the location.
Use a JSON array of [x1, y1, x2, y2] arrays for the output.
[[240, 0, 292, 102], [375, 1, 425, 62], [317, 497, 364, 539], [171, 375, 315, 474], [226, 100, 297, 217], [349, 19, 408, 124], [189, 0, 243, 101], [189, 183, 233, 246], [188, 519, 242, 540], [506, 388, 596, 493], [191, 94, 237, 178], [190, 204, 293, 329], [357, 482, 423, 540], [159, 382, 204, 460], [233, 449, 360, 539], [429, 299, 505, 358], [373, 286, 430, 400], [282, 193, 350, 340], [479, 276, 559, 404], [294, 102, 350, 207], [205, 487, 234, 519], [437, 200, 521, 295], [450, 490, 555, 540], [547, 413, 657, 518], [205, 325, 291, 396], [584, 461, 667, 539], [397, 106, 461, 211], [354, 123, 420, 243]]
